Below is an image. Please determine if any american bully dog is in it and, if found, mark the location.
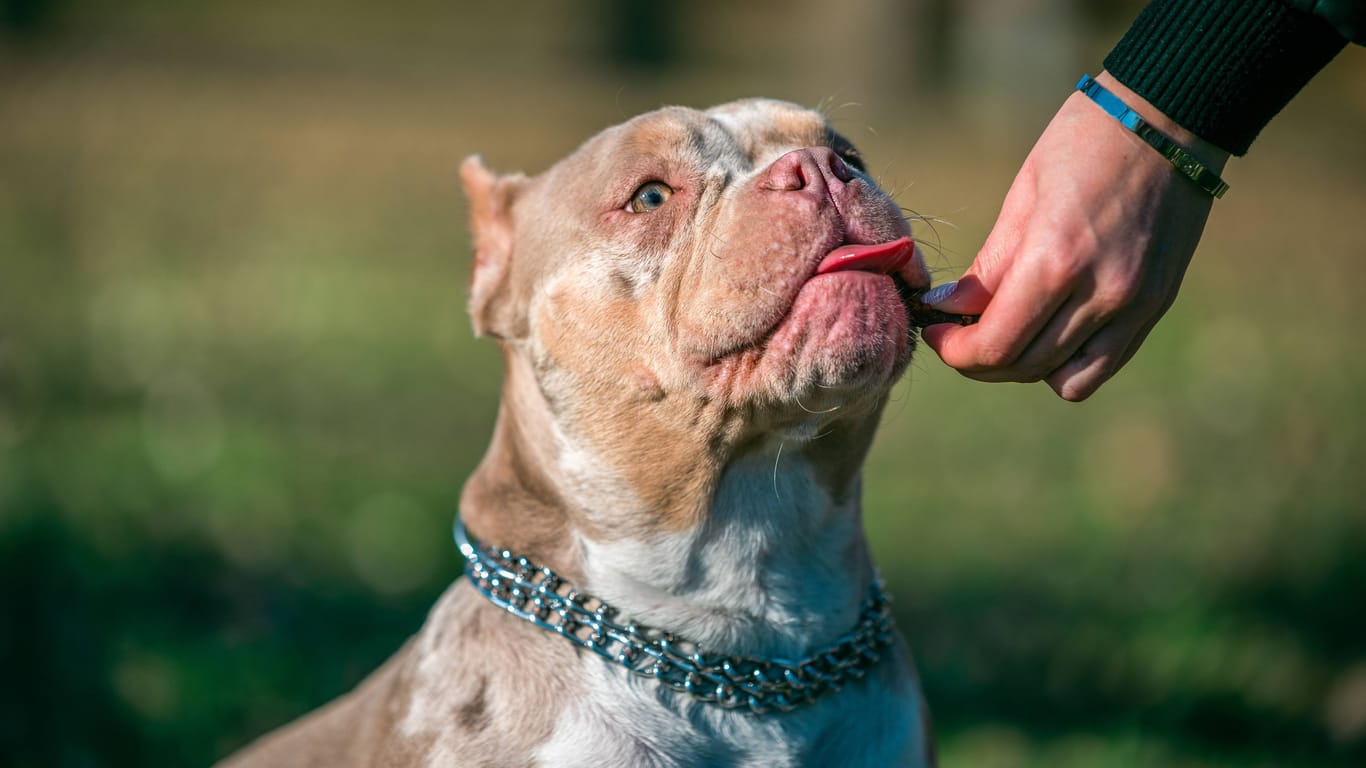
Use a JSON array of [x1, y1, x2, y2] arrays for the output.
[[222, 98, 937, 767]]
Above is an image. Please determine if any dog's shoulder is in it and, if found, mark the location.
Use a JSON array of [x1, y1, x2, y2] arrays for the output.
[[216, 637, 426, 768]]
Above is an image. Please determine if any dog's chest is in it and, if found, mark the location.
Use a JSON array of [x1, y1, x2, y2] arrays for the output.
[[528, 652, 928, 767], [397, 588, 927, 766]]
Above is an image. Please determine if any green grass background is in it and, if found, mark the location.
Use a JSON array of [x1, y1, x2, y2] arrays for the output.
[[2, 1, 1364, 765]]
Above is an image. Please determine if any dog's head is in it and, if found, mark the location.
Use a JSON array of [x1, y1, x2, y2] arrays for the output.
[[461, 99, 927, 531]]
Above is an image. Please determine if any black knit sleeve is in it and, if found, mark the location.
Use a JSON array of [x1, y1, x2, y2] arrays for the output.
[[1281, 0, 1366, 43], [1103, 0, 1349, 156]]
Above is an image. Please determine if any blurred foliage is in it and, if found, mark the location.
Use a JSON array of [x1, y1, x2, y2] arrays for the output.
[[2, 1, 1364, 766], [1, 0, 61, 36]]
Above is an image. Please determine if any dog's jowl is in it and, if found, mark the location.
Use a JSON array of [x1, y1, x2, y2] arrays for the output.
[[221, 99, 936, 768]]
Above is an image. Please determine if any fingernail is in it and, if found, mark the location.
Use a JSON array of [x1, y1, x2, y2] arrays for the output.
[[922, 281, 957, 307]]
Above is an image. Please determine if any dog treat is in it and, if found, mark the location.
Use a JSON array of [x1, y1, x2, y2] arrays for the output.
[[907, 303, 979, 328]]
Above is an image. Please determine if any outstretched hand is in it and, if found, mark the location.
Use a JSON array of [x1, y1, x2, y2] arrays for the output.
[[922, 71, 1229, 401]]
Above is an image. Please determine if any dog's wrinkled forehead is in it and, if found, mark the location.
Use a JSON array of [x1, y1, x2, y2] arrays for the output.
[[547, 98, 845, 191], [703, 98, 843, 168]]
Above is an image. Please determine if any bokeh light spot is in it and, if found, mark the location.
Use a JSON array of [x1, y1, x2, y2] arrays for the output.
[[1326, 661, 1366, 747], [346, 493, 445, 595], [141, 374, 224, 482], [112, 650, 179, 723]]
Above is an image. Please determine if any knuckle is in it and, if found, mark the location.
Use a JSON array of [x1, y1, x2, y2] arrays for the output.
[[1058, 383, 1092, 402], [1052, 353, 1121, 401], [1049, 373, 1087, 401], [1097, 356, 1123, 382], [1038, 251, 1084, 288], [1093, 280, 1144, 313], [974, 342, 1020, 369]]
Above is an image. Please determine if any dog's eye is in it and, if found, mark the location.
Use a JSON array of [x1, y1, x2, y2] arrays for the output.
[[837, 147, 866, 174], [627, 181, 674, 213]]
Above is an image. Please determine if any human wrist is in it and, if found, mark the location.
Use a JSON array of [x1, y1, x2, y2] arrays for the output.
[[1091, 70, 1229, 181]]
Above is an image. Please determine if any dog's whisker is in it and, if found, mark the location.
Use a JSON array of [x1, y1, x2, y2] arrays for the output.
[[795, 394, 840, 415], [910, 237, 948, 259], [772, 440, 785, 501], [897, 205, 956, 226], [896, 206, 962, 268], [704, 228, 731, 261]]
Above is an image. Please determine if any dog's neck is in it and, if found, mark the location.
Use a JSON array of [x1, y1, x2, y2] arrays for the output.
[[459, 346, 885, 660], [574, 442, 878, 660]]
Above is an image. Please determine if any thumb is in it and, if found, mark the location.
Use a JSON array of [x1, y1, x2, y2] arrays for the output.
[[919, 272, 992, 357], [923, 273, 993, 315], [925, 217, 1018, 314]]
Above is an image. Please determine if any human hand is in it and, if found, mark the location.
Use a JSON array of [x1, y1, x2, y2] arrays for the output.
[[922, 71, 1229, 401]]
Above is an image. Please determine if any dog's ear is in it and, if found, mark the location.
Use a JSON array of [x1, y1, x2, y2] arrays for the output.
[[461, 155, 528, 339]]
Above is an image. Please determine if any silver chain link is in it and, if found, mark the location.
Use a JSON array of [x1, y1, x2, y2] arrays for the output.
[[453, 518, 895, 715]]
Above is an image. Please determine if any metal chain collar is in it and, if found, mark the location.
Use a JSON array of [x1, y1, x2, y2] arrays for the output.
[[453, 518, 895, 715]]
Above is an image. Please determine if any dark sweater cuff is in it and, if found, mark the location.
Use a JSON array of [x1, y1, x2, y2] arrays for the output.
[[1104, 0, 1347, 156]]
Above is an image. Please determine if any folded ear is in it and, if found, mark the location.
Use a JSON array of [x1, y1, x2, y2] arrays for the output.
[[460, 155, 528, 339]]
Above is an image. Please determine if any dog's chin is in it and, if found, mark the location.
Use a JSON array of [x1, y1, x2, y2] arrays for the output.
[[785, 270, 913, 388], [709, 269, 913, 420]]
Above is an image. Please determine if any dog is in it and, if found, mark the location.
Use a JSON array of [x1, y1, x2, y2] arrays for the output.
[[221, 98, 936, 767]]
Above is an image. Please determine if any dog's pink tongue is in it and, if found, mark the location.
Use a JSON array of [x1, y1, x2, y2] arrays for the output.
[[816, 237, 914, 275]]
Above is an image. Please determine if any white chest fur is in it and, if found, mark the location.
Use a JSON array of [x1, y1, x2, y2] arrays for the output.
[[533, 649, 928, 767]]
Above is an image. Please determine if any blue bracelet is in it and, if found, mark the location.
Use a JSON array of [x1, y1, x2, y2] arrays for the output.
[[1076, 74, 1228, 199]]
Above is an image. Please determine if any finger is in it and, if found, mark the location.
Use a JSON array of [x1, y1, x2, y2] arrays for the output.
[[1008, 291, 1117, 381], [1044, 315, 1153, 401], [967, 294, 1110, 383], [927, 260, 1072, 375], [1046, 287, 1176, 400], [923, 206, 1026, 315], [922, 274, 993, 315]]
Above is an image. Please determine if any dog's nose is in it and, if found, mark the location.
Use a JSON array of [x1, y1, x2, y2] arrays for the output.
[[764, 147, 853, 192]]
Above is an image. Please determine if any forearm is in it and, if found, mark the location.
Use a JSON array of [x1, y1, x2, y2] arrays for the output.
[[1104, 0, 1349, 156]]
